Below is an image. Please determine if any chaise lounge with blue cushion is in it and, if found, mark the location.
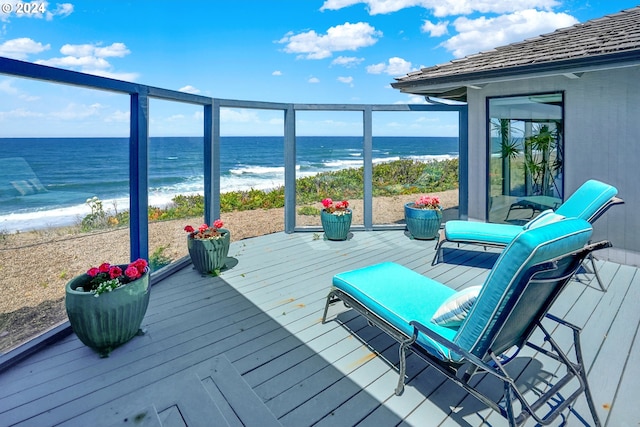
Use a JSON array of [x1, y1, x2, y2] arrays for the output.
[[323, 217, 607, 426], [432, 179, 623, 290]]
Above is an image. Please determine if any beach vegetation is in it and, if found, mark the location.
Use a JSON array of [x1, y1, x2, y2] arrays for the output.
[[149, 245, 172, 271], [79, 158, 458, 230], [298, 206, 320, 216]]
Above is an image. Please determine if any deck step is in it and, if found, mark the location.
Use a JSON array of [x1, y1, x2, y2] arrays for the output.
[[199, 354, 283, 427], [69, 355, 281, 426]]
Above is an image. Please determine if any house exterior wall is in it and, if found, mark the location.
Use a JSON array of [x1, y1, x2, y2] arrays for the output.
[[465, 66, 640, 265]]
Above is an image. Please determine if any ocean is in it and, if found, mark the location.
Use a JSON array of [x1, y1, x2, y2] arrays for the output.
[[0, 136, 458, 232]]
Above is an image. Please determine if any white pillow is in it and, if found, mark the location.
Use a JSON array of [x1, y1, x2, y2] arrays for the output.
[[431, 285, 482, 327], [523, 209, 565, 230]]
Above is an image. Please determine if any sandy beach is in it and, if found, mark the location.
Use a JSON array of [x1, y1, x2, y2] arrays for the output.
[[0, 190, 458, 352]]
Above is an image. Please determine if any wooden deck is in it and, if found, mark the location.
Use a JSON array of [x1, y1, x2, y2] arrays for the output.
[[0, 230, 638, 426]]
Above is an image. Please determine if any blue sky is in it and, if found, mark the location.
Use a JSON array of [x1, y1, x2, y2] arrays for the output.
[[0, 0, 637, 137]]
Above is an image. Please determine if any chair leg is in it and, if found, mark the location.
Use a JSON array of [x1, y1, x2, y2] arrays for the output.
[[322, 291, 339, 323], [589, 253, 606, 292], [395, 341, 409, 396], [578, 253, 606, 292], [432, 238, 447, 266], [573, 329, 602, 427]]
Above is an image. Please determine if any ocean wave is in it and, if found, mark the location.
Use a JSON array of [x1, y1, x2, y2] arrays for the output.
[[0, 151, 459, 233]]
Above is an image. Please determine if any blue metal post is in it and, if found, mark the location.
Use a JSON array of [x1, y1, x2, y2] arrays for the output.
[[204, 101, 221, 224], [458, 105, 469, 220], [363, 106, 373, 230], [129, 90, 149, 261], [284, 105, 296, 233]]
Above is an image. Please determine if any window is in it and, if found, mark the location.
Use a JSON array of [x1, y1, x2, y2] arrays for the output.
[[488, 93, 564, 224]]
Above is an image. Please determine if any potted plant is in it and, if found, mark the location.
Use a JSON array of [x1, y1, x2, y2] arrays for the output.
[[320, 198, 352, 241], [65, 258, 150, 357], [404, 195, 442, 240], [184, 219, 230, 274]]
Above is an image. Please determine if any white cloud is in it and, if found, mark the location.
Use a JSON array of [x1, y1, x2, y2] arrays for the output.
[[331, 56, 364, 67], [60, 42, 130, 58], [40, 55, 111, 70], [338, 76, 354, 86], [272, 70, 283, 76], [320, 0, 559, 17], [46, 3, 74, 21], [367, 57, 414, 76], [0, 108, 44, 121], [220, 108, 261, 123], [105, 110, 130, 123], [36, 42, 139, 81], [308, 76, 320, 83], [422, 20, 449, 37], [0, 79, 40, 101], [0, 37, 50, 59], [50, 102, 104, 120], [442, 9, 578, 57], [278, 22, 382, 59], [179, 85, 201, 94]]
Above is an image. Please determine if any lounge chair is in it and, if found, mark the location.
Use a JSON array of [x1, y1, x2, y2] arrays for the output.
[[323, 217, 606, 427], [433, 179, 623, 290]]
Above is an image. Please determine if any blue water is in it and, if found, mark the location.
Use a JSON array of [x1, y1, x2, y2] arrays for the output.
[[0, 136, 458, 231]]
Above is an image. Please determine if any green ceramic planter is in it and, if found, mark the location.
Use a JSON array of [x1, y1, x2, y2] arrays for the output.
[[65, 266, 150, 357], [321, 209, 352, 241], [187, 228, 231, 274], [404, 203, 443, 240]]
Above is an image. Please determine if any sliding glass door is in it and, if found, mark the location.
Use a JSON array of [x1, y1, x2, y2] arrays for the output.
[[488, 93, 564, 224]]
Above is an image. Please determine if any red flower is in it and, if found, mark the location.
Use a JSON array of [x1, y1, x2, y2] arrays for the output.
[[109, 265, 123, 279], [125, 265, 141, 280], [130, 258, 148, 274], [336, 200, 349, 209], [98, 262, 111, 273], [321, 198, 333, 208], [184, 220, 226, 240], [87, 267, 100, 277], [415, 195, 441, 209]]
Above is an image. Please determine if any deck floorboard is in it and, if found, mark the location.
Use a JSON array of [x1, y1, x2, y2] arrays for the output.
[[0, 230, 637, 426]]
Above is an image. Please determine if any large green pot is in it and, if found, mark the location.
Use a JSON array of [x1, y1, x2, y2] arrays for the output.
[[187, 228, 231, 274], [65, 266, 150, 357], [321, 209, 352, 241], [404, 203, 443, 240]]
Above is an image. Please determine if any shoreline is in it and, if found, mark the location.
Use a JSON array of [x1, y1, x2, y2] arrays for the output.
[[0, 190, 458, 352]]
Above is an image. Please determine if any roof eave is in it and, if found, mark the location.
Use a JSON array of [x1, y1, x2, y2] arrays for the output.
[[391, 50, 640, 98]]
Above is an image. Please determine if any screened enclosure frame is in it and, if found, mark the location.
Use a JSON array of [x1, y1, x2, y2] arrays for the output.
[[0, 57, 468, 262]]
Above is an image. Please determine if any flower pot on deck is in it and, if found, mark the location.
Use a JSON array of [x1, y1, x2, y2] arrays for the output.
[[65, 266, 150, 357], [187, 228, 231, 274], [404, 203, 442, 240], [321, 209, 352, 241]]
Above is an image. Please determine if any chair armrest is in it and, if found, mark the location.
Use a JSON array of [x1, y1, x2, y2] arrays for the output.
[[409, 320, 512, 383]]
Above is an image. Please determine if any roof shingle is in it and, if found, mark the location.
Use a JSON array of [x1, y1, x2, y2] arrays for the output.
[[393, 7, 640, 86]]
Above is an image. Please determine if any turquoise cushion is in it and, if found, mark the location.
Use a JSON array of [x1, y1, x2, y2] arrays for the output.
[[555, 179, 617, 221], [332, 262, 460, 361], [442, 180, 615, 247], [455, 217, 593, 359], [444, 220, 521, 245]]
